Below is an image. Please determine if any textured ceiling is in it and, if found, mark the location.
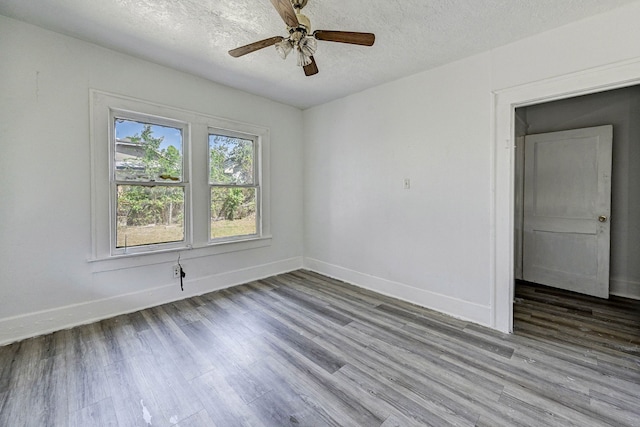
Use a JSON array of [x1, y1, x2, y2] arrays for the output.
[[1, 0, 638, 109]]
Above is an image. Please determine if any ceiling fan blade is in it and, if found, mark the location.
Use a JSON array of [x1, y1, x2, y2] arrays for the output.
[[313, 30, 375, 46], [228, 36, 284, 58], [303, 56, 318, 76], [269, 0, 299, 28]]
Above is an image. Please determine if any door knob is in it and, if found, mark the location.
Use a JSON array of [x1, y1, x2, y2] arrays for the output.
[[598, 215, 608, 223]]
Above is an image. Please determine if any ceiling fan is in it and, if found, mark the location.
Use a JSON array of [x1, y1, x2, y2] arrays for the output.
[[228, 0, 375, 76]]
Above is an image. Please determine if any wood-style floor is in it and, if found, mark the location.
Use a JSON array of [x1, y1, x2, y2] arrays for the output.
[[0, 271, 638, 426]]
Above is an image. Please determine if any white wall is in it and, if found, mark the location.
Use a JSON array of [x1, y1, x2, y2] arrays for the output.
[[303, 1, 640, 328], [303, 53, 494, 324], [4, 1, 640, 343], [0, 16, 304, 345]]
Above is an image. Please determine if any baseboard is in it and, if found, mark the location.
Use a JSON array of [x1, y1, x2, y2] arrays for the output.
[[0, 256, 303, 346], [303, 257, 492, 327], [610, 277, 640, 300]]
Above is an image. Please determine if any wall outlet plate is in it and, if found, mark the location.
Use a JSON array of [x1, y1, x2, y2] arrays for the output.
[[173, 265, 181, 278]]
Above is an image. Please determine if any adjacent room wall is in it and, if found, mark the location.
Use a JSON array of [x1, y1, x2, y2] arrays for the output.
[[303, 1, 640, 327], [0, 16, 304, 345]]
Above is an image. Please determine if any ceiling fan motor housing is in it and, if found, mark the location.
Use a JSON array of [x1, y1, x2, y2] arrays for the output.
[[295, 14, 311, 33]]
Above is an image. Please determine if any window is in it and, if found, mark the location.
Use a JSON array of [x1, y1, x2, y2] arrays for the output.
[[209, 131, 259, 242], [90, 91, 271, 261], [112, 115, 188, 253]]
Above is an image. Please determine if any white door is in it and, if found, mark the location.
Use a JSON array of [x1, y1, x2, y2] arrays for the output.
[[523, 125, 613, 298]]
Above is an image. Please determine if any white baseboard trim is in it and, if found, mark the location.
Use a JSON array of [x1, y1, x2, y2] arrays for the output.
[[303, 257, 492, 327], [610, 277, 640, 300], [0, 256, 303, 346]]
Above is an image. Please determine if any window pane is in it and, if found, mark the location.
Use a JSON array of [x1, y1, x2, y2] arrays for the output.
[[209, 134, 254, 185], [115, 119, 183, 182], [211, 187, 257, 239], [116, 185, 184, 247]]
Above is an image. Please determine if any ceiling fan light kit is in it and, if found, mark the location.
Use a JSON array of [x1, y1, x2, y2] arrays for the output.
[[275, 39, 293, 59], [228, 0, 375, 76]]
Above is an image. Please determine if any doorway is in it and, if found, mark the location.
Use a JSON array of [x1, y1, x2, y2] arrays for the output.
[[492, 59, 640, 333], [513, 86, 640, 342], [514, 86, 640, 301]]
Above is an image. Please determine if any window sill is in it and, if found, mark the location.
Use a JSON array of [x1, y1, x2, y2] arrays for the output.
[[88, 235, 272, 273]]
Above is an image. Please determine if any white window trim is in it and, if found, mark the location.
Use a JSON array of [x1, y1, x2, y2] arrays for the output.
[[89, 90, 271, 264], [208, 127, 262, 244], [109, 109, 191, 256]]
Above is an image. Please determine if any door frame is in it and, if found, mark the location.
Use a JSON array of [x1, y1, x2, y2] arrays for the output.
[[491, 58, 640, 333]]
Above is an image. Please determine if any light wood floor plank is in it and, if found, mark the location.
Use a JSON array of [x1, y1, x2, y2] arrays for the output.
[[264, 333, 389, 426], [174, 409, 218, 427], [68, 397, 119, 427], [189, 367, 262, 427], [245, 359, 342, 427]]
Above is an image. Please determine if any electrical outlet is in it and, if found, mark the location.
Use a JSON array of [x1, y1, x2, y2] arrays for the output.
[[173, 265, 181, 278], [403, 178, 411, 190]]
